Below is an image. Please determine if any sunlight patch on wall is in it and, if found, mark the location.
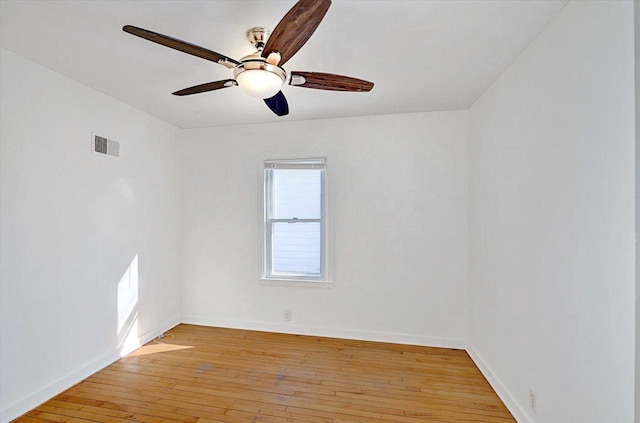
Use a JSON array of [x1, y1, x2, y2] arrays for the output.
[[117, 254, 139, 356]]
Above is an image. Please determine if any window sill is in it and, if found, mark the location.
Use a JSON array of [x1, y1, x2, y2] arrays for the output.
[[259, 278, 335, 288]]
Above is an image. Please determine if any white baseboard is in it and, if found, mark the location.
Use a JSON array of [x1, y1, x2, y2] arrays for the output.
[[181, 315, 466, 349], [466, 344, 532, 423], [0, 315, 181, 423]]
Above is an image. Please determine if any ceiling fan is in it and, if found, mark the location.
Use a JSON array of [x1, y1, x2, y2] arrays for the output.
[[123, 0, 374, 117]]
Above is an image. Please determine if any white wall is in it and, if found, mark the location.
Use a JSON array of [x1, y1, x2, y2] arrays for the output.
[[633, 4, 640, 422], [180, 111, 468, 347], [0, 49, 182, 422], [467, 2, 635, 423], [635, 3, 640, 421]]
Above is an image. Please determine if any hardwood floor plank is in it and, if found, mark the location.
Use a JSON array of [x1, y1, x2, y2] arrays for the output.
[[13, 324, 514, 423], [47, 397, 197, 423]]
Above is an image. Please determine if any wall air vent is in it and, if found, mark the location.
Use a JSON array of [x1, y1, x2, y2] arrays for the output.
[[92, 133, 120, 158]]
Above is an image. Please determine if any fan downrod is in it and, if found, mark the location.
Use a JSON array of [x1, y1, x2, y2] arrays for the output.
[[246, 27, 271, 51]]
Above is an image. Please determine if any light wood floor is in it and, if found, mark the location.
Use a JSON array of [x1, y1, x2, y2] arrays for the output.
[[17, 324, 514, 423]]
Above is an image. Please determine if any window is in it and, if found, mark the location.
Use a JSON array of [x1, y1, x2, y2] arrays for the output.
[[263, 158, 326, 281]]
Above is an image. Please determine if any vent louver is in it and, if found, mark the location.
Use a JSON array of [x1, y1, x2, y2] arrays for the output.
[[92, 134, 120, 157]]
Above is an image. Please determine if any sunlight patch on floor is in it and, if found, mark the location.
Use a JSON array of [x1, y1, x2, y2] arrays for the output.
[[127, 343, 194, 357]]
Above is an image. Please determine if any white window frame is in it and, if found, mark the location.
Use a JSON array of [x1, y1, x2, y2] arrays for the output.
[[260, 157, 330, 284]]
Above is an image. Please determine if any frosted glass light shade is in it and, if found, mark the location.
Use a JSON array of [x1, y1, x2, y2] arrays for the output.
[[236, 69, 284, 99]]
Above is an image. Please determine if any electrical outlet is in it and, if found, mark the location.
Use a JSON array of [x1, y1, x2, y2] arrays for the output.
[[529, 390, 537, 413], [284, 310, 292, 321]]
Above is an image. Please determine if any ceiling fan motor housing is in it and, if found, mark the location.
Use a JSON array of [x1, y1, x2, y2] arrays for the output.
[[232, 29, 287, 99]]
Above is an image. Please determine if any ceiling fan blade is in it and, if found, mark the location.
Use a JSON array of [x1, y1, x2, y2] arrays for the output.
[[264, 91, 289, 116], [289, 72, 374, 92], [172, 79, 237, 96], [261, 0, 331, 66], [123, 25, 240, 69]]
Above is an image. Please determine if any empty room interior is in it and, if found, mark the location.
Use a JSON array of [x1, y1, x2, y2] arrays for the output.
[[0, 1, 637, 422]]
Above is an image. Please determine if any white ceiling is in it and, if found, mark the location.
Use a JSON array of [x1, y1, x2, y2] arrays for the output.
[[0, 0, 567, 129]]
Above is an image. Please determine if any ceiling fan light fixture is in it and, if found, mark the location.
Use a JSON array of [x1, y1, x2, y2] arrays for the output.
[[236, 69, 284, 98], [234, 58, 286, 99]]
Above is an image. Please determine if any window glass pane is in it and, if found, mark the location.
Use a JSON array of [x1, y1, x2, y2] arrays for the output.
[[272, 222, 321, 276], [272, 169, 322, 219]]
